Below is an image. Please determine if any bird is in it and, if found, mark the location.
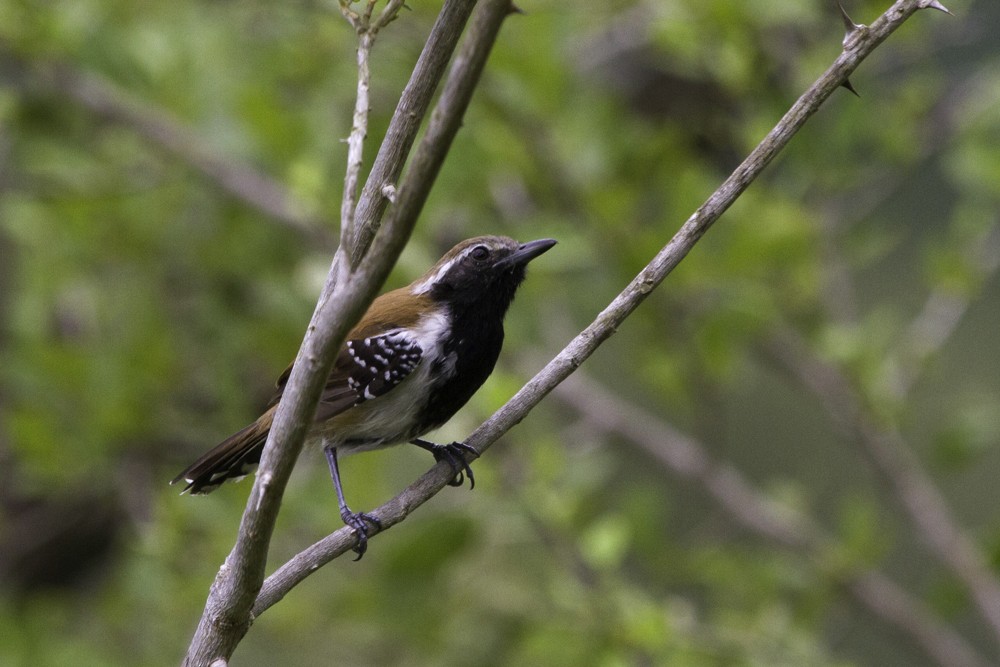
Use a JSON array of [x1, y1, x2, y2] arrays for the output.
[[172, 235, 556, 557]]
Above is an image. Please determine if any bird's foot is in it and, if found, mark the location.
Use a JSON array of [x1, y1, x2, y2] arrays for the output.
[[340, 508, 381, 561], [426, 441, 478, 489]]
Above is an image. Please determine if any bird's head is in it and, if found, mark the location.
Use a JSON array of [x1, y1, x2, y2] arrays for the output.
[[412, 236, 556, 309]]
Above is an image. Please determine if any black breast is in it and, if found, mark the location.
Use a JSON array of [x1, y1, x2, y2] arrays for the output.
[[417, 303, 505, 433]]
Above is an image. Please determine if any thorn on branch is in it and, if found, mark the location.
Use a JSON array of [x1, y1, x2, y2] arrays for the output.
[[841, 78, 860, 97], [917, 0, 953, 15], [836, 1, 866, 47]]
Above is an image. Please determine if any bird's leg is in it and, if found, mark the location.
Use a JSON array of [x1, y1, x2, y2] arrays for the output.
[[410, 439, 478, 489], [324, 444, 380, 560]]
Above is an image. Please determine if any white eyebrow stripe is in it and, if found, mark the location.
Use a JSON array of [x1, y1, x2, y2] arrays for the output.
[[411, 253, 462, 294]]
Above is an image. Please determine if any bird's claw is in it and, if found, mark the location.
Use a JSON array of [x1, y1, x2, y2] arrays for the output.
[[341, 509, 381, 560], [432, 442, 478, 489]]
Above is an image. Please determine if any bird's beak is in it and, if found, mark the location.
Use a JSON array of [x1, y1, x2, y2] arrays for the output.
[[500, 238, 557, 268]]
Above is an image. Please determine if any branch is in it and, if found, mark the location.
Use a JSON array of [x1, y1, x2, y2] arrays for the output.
[[339, 27, 375, 249], [346, 0, 481, 267], [251, 0, 951, 615], [337, 0, 408, 251], [764, 327, 1000, 651], [550, 373, 989, 667], [183, 1, 513, 664]]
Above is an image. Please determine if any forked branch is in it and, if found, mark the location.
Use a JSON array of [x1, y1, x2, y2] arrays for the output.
[[182, 1, 509, 664], [252, 0, 953, 616]]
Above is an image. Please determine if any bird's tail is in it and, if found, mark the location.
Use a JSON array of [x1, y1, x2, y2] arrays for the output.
[[171, 408, 274, 495]]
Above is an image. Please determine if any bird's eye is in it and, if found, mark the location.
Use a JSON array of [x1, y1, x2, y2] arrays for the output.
[[470, 245, 490, 261]]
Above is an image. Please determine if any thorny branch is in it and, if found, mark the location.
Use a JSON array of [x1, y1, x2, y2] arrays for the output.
[[251, 0, 957, 619]]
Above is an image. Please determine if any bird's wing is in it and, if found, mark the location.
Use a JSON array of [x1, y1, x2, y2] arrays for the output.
[[272, 330, 423, 422]]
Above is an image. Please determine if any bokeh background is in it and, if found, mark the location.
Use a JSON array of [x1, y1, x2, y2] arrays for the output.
[[3, 0, 1000, 665]]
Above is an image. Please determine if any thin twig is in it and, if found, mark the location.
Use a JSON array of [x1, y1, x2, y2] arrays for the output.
[[373, 0, 408, 31], [338, 0, 408, 252], [346, 0, 480, 267], [251, 0, 951, 614], [340, 29, 375, 251]]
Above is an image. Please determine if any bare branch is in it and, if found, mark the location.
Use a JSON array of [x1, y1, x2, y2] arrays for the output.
[[251, 0, 950, 615], [183, 1, 516, 663], [253, 0, 521, 613], [181, 3, 501, 664], [338, 0, 408, 251], [346, 0, 480, 266], [340, 29, 375, 250], [373, 0, 408, 31]]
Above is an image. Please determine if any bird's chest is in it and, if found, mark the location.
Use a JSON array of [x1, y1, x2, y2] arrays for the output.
[[318, 308, 504, 451], [417, 310, 504, 432]]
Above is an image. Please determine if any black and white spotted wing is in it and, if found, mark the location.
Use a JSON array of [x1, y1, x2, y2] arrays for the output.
[[345, 331, 422, 401], [274, 331, 423, 423], [309, 331, 421, 421]]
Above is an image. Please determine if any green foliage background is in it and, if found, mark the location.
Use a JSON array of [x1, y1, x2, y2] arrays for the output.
[[2, 0, 1000, 665]]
